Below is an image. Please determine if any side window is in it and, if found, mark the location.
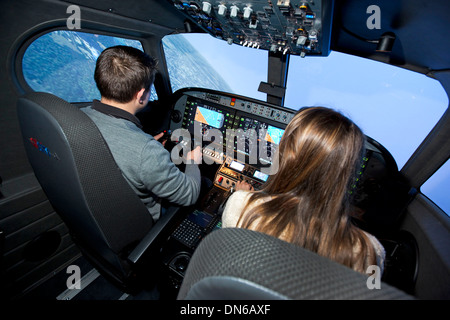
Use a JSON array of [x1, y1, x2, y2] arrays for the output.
[[421, 159, 450, 216], [22, 30, 157, 102]]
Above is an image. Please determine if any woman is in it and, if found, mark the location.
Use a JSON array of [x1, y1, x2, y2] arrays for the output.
[[222, 107, 385, 274]]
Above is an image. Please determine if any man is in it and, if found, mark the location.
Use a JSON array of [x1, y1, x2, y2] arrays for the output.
[[82, 46, 202, 221]]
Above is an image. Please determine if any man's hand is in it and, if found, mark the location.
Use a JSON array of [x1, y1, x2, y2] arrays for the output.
[[154, 131, 167, 147], [186, 145, 202, 164]]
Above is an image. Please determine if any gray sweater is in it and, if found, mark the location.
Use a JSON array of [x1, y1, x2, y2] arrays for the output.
[[82, 105, 201, 221]]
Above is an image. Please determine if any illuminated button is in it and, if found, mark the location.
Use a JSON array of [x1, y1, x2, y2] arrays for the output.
[[218, 177, 223, 183]]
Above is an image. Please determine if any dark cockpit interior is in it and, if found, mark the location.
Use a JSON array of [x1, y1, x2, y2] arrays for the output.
[[1, 0, 449, 304]]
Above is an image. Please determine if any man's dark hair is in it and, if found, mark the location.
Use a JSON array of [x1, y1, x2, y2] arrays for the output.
[[94, 46, 157, 103]]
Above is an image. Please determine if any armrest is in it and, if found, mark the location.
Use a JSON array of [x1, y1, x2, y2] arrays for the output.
[[127, 205, 180, 264]]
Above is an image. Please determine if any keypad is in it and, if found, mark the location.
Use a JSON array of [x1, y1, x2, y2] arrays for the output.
[[172, 219, 203, 248]]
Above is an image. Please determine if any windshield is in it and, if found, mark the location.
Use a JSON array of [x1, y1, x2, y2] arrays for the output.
[[162, 33, 267, 101], [163, 33, 449, 215], [163, 33, 447, 170], [285, 51, 448, 170]]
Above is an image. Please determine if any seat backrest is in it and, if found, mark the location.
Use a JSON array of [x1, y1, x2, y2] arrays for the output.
[[178, 228, 414, 300], [17, 92, 154, 283]]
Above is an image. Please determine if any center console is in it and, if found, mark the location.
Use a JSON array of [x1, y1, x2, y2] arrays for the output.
[[214, 156, 269, 191]]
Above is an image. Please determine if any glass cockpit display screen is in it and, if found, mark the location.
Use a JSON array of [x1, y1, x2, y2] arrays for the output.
[[232, 112, 285, 165], [194, 106, 224, 129], [229, 160, 245, 172], [253, 170, 269, 182], [181, 96, 286, 165], [182, 98, 234, 147], [265, 125, 285, 145]]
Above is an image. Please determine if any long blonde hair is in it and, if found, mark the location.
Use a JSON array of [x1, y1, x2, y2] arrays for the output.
[[238, 107, 376, 273]]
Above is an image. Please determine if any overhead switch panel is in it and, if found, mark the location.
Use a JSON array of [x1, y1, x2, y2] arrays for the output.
[[170, 0, 334, 57]]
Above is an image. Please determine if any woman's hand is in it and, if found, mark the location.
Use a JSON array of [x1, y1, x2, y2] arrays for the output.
[[236, 180, 254, 191]]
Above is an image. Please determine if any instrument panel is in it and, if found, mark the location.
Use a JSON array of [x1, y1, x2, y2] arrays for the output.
[[167, 88, 406, 237], [169, 89, 295, 190], [168, 88, 404, 219], [169, 89, 294, 166], [214, 156, 269, 190]]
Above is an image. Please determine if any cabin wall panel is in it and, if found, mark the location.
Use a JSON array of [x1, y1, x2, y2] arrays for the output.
[[0, 176, 78, 300], [1, 201, 54, 236], [400, 194, 450, 300], [6, 244, 80, 300], [5, 232, 77, 285], [3, 222, 68, 270]]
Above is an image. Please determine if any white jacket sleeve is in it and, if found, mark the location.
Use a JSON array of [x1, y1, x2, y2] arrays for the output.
[[222, 191, 251, 228]]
